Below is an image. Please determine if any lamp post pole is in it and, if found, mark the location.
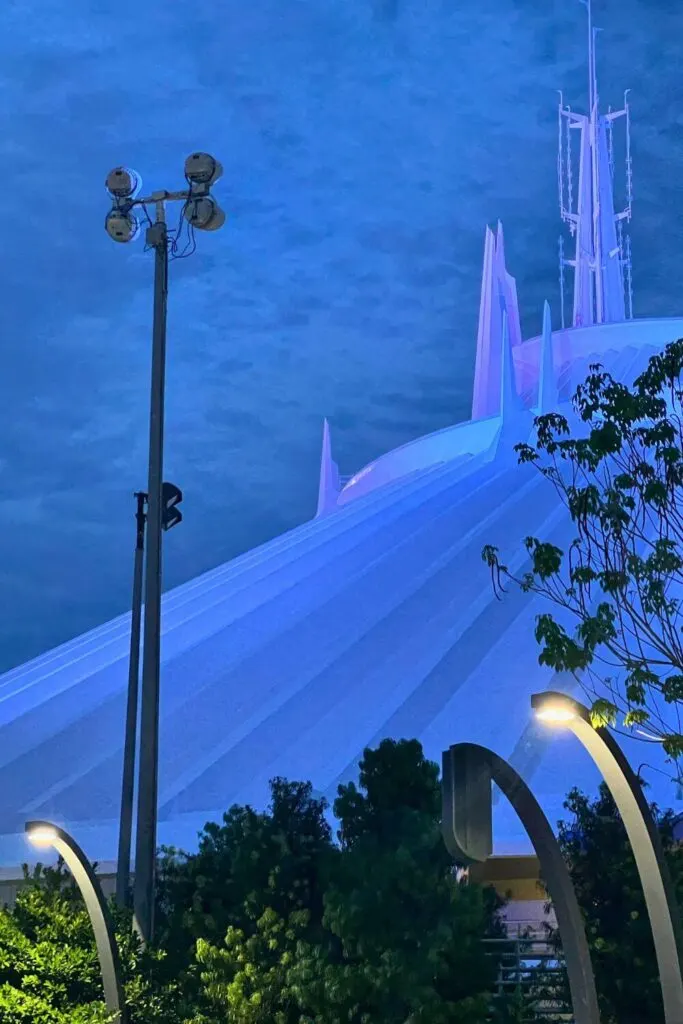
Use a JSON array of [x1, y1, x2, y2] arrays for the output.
[[532, 690, 683, 1024], [26, 821, 126, 1024], [133, 207, 168, 943], [116, 490, 147, 908], [104, 155, 225, 943]]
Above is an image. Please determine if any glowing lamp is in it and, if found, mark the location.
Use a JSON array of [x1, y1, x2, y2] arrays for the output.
[[26, 824, 59, 847]]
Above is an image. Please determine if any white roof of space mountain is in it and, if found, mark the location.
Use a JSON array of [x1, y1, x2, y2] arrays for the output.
[[2, 312, 683, 868]]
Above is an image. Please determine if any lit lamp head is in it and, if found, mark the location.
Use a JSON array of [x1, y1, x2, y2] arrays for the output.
[[531, 692, 579, 726], [25, 822, 59, 848]]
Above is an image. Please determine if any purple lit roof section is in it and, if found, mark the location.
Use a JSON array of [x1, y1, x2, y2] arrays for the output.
[[0, 322, 680, 865]]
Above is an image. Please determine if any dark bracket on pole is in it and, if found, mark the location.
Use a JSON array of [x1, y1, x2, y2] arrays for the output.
[[134, 491, 148, 549], [161, 481, 182, 531]]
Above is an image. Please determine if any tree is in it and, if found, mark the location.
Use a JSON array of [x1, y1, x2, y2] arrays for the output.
[[155, 777, 335, 1015], [482, 339, 683, 777], [179, 741, 518, 1023], [157, 778, 333, 949], [187, 908, 313, 1024], [0, 861, 181, 1024], [543, 782, 683, 1024], [290, 739, 506, 1023]]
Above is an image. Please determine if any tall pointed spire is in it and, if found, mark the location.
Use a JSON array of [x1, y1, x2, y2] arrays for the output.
[[472, 226, 498, 421], [537, 300, 558, 414], [472, 224, 523, 421], [315, 419, 341, 518], [557, 0, 633, 327]]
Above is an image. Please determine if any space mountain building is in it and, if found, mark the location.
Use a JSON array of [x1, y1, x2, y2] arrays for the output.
[[1, 9, 683, 868]]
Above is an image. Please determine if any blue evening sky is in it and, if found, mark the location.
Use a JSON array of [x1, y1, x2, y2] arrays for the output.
[[0, 0, 681, 670]]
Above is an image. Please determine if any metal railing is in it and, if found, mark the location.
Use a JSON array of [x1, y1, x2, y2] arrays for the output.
[[483, 934, 573, 1022]]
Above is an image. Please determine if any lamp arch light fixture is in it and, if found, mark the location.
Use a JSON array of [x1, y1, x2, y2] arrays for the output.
[[532, 690, 683, 1024], [25, 820, 126, 1024], [441, 742, 600, 1024]]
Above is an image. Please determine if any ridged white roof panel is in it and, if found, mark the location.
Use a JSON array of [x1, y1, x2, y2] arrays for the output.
[[2, 319, 683, 863]]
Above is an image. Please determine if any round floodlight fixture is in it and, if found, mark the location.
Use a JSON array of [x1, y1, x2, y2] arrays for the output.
[[105, 208, 141, 244], [184, 196, 225, 232], [105, 166, 142, 200], [184, 152, 223, 186]]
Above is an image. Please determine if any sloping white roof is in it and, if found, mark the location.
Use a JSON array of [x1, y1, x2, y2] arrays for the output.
[[2, 317, 683, 866]]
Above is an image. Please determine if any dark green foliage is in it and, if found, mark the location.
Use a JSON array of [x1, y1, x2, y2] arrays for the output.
[[155, 777, 334, 1023], [333, 737, 442, 847], [288, 739, 506, 1022], [155, 776, 334, 1007], [0, 861, 181, 1023], [545, 782, 683, 1024], [188, 740, 509, 1023], [0, 744, 518, 1022], [186, 907, 313, 1024], [482, 339, 683, 774]]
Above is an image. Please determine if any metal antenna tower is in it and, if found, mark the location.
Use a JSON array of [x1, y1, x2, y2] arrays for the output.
[[557, 0, 634, 327]]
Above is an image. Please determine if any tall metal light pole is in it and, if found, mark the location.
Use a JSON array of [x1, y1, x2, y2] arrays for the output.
[[532, 690, 683, 1024], [104, 155, 225, 942], [116, 483, 183, 910], [26, 821, 127, 1024], [116, 490, 147, 908]]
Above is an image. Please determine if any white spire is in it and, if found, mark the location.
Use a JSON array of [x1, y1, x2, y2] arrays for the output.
[[538, 301, 558, 414]]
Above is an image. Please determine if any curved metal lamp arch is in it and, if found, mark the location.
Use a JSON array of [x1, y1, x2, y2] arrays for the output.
[[532, 690, 683, 1024], [442, 742, 600, 1024], [25, 820, 126, 1024]]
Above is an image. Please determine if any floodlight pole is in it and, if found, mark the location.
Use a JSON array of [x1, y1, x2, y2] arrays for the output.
[[116, 490, 147, 908], [105, 157, 224, 944], [133, 199, 169, 944]]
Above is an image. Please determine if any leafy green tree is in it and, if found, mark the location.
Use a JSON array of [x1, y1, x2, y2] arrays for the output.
[[0, 747, 539, 1022], [290, 739, 507, 1023], [482, 339, 683, 772], [0, 861, 182, 1024], [187, 908, 313, 1024], [155, 777, 335, 1013], [544, 782, 683, 1024], [157, 778, 336, 1024], [181, 741, 517, 1023]]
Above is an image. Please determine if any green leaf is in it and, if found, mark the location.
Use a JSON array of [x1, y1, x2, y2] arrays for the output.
[[589, 699, 618, 729], [623, 709, 650, 727]]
